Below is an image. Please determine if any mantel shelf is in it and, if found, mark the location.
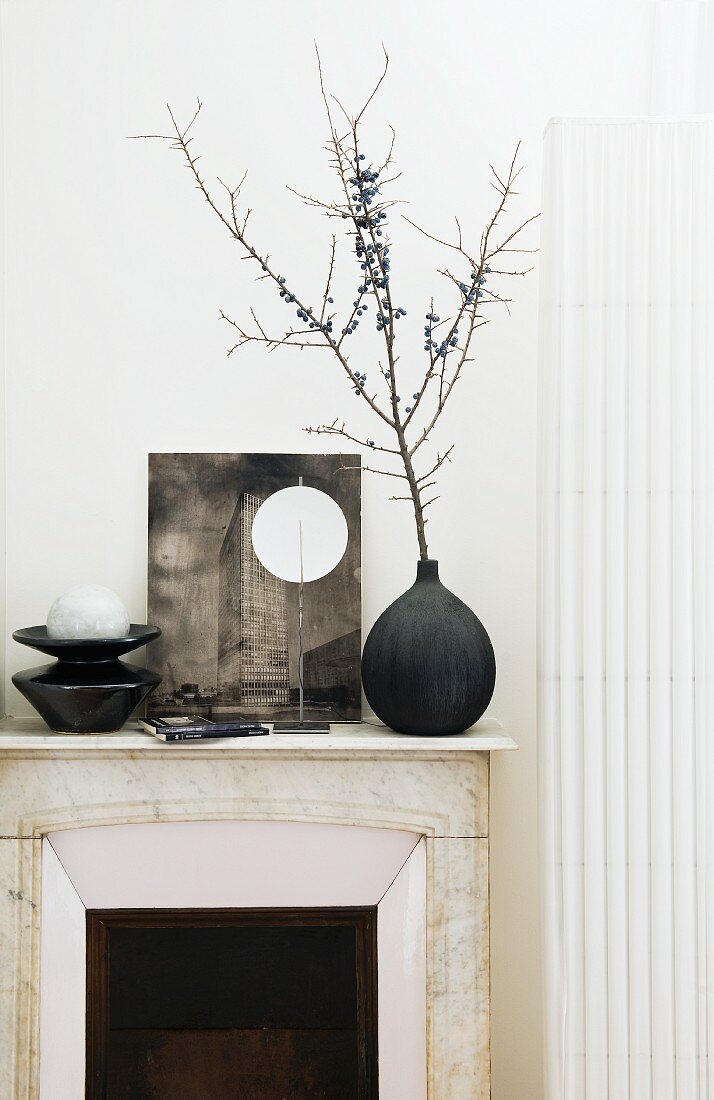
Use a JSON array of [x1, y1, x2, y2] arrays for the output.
[[0, 716, 517, 758]]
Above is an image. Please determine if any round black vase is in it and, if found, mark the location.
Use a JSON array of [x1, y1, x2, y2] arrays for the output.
[[12, 625, 161, 734], [361, 560, 496, 735]]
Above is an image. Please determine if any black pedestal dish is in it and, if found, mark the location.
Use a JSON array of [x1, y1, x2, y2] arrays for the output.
[[12, 625, 161, 734]]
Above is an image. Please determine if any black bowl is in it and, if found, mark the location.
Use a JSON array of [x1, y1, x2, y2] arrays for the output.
[[12, 625, 161, 662]]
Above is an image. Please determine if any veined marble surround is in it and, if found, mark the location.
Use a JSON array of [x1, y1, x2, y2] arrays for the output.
[[0, 718, 516, 1099]]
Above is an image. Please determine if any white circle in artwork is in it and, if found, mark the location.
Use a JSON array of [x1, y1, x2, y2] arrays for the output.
[[46, 584, 131, 640], [251, 485, 349, 583]]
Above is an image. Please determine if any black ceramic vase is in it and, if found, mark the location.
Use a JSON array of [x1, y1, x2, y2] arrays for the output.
[[361, 560, 496, 735], [12, 625, 161, 734]]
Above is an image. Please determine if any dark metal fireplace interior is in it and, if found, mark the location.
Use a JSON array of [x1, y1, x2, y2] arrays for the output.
[[86, 907, 378, 1100]]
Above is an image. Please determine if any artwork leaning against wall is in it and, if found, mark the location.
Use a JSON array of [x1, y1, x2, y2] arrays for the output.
[[147, 453, 362, 724]]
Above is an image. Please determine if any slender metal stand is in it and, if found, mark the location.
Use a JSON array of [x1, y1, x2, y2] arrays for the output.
[[272, 478, 330, 735], [298, 517, 304, 726]]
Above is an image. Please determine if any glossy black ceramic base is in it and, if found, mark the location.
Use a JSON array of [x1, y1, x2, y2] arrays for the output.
[[361, 561, 496, 735], [12, 626, 161, 734]]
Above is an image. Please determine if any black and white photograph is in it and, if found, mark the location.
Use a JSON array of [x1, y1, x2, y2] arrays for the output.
[[147, 452, 362, 723]]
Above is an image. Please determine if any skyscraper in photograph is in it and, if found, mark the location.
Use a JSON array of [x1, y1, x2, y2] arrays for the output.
[[217, 492, 290, 706]]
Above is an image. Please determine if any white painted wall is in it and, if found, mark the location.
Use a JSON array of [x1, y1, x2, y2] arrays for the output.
[[0, 2, 654, 1096]]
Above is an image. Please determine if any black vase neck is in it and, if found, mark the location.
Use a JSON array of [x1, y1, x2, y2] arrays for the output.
[[416, 559, 439, 582]]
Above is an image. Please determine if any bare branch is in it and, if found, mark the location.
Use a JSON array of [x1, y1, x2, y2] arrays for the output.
[[162, 102, 396, 429], [139, 67, 534, 562], [305, 419, 398, 455], [402, 214, 478, 269], [354, 44, 390, 126], [485, 213, 540, 261], [320, 236, 338, 324], [417, 446, 455, 482], [336, 456, 407, 480]]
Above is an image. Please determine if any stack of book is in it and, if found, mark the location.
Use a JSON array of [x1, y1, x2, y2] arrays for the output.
[[139, 715, 270, 742]]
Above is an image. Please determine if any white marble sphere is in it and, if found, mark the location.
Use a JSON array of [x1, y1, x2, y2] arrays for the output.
[[46, 584, 131, 640]]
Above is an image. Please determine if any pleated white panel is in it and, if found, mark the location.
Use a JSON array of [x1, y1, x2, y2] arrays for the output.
[[539, 118, 714, 1100]]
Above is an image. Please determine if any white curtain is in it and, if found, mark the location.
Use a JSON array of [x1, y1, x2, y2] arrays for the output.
[[539, 118, 714, 1098]]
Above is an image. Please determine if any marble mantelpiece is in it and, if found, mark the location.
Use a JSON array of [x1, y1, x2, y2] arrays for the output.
[[0, 718, 516, 1099]]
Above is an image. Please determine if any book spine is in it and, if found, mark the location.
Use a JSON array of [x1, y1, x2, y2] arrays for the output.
[[195, 722, 266, 733], [144, 722, 265, 735]]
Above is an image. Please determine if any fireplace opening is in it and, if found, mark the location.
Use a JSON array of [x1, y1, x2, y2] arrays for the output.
[[86, 907, 378, 1100]]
